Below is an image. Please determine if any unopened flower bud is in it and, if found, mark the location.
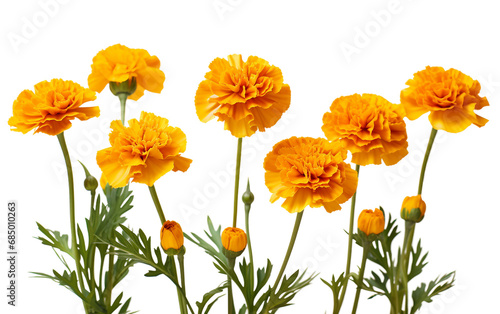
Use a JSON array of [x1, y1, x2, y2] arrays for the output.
[[242, 180, 254, 205], [358, 208, 385, 238], [401, 195, 426, 223], [221, 227, 247, 259], [160, 220, 185, 256], [84, 175, 98, 191]]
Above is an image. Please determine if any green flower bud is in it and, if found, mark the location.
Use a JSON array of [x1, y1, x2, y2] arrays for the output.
[[84, 175, 98, 191], [242, 180, 254, 205]]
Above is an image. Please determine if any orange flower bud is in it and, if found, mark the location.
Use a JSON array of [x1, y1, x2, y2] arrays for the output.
[[221, 227, 247, 258], [401, 195, 426, 223], [358, 208, 385, 236], [160, 220, 184, 251]]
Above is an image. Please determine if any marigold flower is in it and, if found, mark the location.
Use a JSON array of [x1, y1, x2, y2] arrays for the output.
[[88, 44, 165, 101], [264, 137, 358, 213], [221, 227, 247, 253], [195, 54, 291, 137], [160, 220, 184, 251], [358, 208, 385, 236], [8, 79, 99, 136], [322, 94, 408, 166], [401, 195, 426, 223], [96, 112, 192, 187], [400, 66, 489, 133]]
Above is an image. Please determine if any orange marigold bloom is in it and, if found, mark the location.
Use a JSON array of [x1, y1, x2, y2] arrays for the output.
[[358, 208, 385, 236], [322, 94, 408, 166], [160, 220, 184, 251], [96, 112, 192, 187], [8, 79, 99, 136], [195, 54, 291, 137], [88, 44, 165, 101], [264, 137, 358, 213], [400, 66, 489, 133]]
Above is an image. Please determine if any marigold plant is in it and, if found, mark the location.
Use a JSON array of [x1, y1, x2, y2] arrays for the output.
[[400, 66, 489, 133], [96, 111, 192, 187], [264, 136, 358, 213], [195, 54, 291, 137], [322, 93, 408, 166], [88, 44, 165, 101], [8, 79, 99, 135]]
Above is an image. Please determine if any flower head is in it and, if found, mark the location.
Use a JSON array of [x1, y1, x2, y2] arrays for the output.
[[401, 195, 426, 223], [195, 54, 291, 137], [322, 94, 408, 166], [358, 208, 385, 236], [264, 137, 358, 213], [8, 79, 99, 136], [160, 220, 184, 251], [96, 112, 192, 187], [400, 66, 489, 133], [88, 44, 165, 101]]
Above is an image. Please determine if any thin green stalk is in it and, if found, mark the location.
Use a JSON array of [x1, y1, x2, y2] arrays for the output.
[[245, 206, 254, 289], [418, 128, 438, 195], [228, 258, 236, 314], [88, 190, 97, 294], [352, 243, 369, 314], [337, 164, 360, 311], [118, 93, 127, 125], [232, 137, 243, 228], [171, 257, 187, 314], [402, 221, 415, 314], [106, 248, 115, 309], [178, 255, 188, 314], [57, 132, 88, 313], [271, 210, 305, 292], [149, 185, 166, 224]]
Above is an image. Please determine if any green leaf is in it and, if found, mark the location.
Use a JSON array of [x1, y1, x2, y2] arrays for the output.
[[410, 272, 455, 314], [321, 272, 345, 313], [264, 269, 317, 312], [196, 282, 227, 314], [35, 222, 73, 258]]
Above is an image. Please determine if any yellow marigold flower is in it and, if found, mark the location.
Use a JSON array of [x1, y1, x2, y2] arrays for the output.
[[221, 227, 247, 253], [264, 137, 358, 213], [322, 94, 408, 166], [401, 195, 426, 223], [358, 208, 385, 236], [160, 220, 184, 250], [195, 54, 291, 137], [96, 112, 192, 188], [88, 44, 165, 101], [400, 66, 489, 133], [8, 79, 99, 136]]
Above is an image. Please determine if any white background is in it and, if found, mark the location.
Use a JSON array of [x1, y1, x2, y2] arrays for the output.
[[1, 0, 499, 313]]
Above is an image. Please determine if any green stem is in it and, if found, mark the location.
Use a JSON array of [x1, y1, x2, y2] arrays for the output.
[[149, 185, 166, 224], [228, 258, 236, 314], [89, 191, 97, 294], [106, 248, 115, 309], [171, 256, 187, 314], [337, 164, 360, 311], [418, 128, 438, 195], [57, 133, 88, 313], [178, 255, 188, 314], [402, 221, 415, 314], [232, 137, 243, 228], [118, 93, 127, 125], [271, 210, 304, 292], [352, 243, 369, 314], [245, 205, 254, 291]]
